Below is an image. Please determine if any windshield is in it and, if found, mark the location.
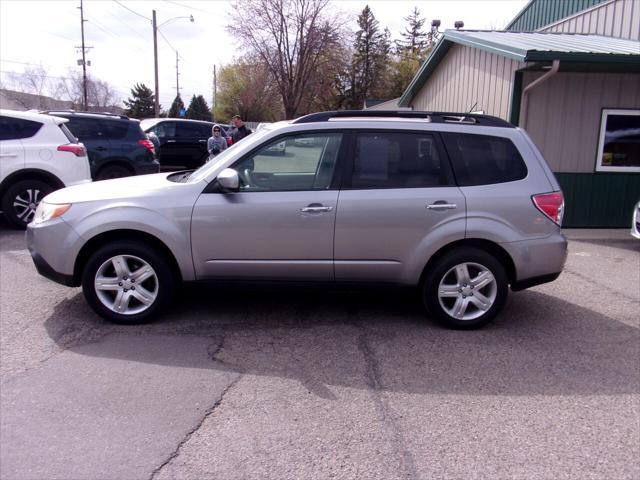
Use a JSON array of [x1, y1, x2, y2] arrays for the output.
[[188, 127, 274, 183]]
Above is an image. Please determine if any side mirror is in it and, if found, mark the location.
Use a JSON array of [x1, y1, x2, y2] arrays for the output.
[[216, 168, 239, 191]]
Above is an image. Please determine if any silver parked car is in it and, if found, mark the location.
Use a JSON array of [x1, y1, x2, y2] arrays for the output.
[[27, 111, 567, 329]]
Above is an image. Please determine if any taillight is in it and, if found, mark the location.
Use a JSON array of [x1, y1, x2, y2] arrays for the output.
[[57, 144, 86, 157], [138, 139, 155, 154], [532, 192, 564, 225]]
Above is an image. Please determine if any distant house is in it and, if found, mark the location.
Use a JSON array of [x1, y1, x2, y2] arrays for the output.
[[399, 0, 640, 227]]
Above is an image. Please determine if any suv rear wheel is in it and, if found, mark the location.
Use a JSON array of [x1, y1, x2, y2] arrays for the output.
[[423, 247, 508, 329], [81, 240, 175, 323], [1, 179, 54, 229]]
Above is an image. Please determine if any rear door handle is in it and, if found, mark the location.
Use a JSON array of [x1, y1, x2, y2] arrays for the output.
[[301, 204, 333, 213], [0, 153, 18, 157], [427, 202, 457, 210], [166, 140, 176, 143], [198, 139, 207, 143]]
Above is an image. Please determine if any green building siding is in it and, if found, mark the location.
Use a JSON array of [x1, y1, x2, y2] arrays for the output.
[[507, 0, 608, 32], [556, 173, 640, 227]]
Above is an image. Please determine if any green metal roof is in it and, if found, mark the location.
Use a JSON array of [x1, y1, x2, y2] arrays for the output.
[[506, 0, 608, 32], [398, 30, 640, 107]]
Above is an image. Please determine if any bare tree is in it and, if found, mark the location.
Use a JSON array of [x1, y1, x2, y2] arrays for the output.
[[54, 70, 121, 111], [2, 66, 56, 109], [229, 0, 346, 118]]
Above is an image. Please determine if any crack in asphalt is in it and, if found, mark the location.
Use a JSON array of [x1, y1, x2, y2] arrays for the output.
[[352, 308, 418, 480], [149, 334, 243, 480]]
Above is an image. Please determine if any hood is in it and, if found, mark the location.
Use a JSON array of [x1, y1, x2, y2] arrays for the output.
[[44, 172, 190, 205]]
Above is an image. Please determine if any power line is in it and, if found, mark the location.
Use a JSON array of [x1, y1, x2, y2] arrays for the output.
[[162, 0, 216, 15], [112, 0, 151, 22], [105, 10, 149, 41]]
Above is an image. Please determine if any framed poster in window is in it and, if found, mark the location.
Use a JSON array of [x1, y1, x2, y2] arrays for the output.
[[595, 109, 640, 173]]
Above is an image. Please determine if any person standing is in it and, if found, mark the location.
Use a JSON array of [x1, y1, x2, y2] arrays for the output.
[[207, 124, 227, 161], [231, 114, 252, 144]]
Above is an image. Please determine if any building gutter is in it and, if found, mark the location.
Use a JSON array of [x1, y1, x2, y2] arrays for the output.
[[519, 59, 560, 129]]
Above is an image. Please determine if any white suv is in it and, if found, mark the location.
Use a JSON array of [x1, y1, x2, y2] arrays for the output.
[[0, 109, 91, 228]]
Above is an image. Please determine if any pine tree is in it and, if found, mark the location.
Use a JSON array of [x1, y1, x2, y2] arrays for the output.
[[347, 6, 391, 108], [185, 95, 211, 121], [396, 7, 429, 57], [123, 83, 155, 119], [168, 94, 185, 118]]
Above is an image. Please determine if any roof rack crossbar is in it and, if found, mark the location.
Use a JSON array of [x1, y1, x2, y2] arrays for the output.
[[292, 110, 514, 128]]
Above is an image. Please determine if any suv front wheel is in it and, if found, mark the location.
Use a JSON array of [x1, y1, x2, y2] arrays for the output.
[[81, 240, 175, 323], [423, 247, 508, 329]]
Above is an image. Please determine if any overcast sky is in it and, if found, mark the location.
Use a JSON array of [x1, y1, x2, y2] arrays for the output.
[[0, 0, 527, 110]]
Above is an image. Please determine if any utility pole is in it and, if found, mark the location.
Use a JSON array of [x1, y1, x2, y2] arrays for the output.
[[212, 65, 217, 122], [175, 51, 180, 96], [79, 0, 88, 111], [152, 10, 159, 117]]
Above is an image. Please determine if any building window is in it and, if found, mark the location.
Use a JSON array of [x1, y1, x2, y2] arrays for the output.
[[595, 109, 640, 173]]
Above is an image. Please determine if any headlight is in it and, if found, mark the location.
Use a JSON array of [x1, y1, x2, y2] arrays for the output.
[[33, 202, 72, 224]]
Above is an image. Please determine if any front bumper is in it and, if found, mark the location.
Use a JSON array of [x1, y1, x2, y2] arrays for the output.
[[26, 218, 82, 287]]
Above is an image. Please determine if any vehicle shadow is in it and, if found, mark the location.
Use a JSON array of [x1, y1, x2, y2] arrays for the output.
[[44, 285, 640, 397]]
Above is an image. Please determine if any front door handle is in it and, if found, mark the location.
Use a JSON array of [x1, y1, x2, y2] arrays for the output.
[[166, 140, 176, 143], [301, 203, 333, 213], [427, 202, 457, 210], [198, 139, 207, 143], [0, 153, 18, 157]]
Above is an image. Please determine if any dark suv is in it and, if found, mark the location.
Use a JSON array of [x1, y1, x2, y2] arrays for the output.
[[42, 111, 160, 180], [140, 118, 229, 169]]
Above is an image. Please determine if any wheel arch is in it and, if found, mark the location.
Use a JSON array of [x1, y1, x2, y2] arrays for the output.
[[418, 238, 517, 287], [73, 229, 183, 286], [0, 169, 64, 200]]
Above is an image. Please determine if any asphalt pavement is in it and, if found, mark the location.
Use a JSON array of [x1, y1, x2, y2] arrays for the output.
[[1, 223, 638, 480]]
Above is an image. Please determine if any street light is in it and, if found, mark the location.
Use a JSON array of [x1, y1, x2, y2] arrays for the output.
[[152, 11, 194, 117]]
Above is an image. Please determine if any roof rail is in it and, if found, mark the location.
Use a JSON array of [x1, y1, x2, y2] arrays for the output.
[[292, 110, 515, 128], [40, 110, 129, 120]]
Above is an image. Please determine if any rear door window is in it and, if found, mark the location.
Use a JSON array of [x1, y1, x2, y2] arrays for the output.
[[64, 118, 105, 140], [442, 133, 527, 186], [177, 122, 206, 138], [0, 116, 43, 140], [347, 131, 453, 189], [103, 120, 130, 140]]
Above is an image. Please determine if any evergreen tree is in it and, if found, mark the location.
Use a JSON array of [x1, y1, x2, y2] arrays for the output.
[[185, 95, 211, 121], [168, 94, 185, 118], [123, 83, 155, 119], [346, 5, 391, 109], [395, 7, 429, 57]]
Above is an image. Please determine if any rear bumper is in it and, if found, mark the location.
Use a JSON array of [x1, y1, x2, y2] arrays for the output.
[[501, 233, 567, 289]]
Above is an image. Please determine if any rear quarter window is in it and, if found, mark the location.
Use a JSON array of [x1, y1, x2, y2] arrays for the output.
[[442, 133, 527, 186], [0, 116, 43, 140]]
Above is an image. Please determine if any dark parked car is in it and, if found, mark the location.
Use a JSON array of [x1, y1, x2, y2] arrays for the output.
[[42, 111, 160, 180], [140, 118, 230, 169]]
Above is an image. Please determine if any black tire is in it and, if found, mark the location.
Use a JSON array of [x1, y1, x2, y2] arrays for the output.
[[423, 247, 508, 329], [1, 179, 55, 229], [96, 164, 133, 181], [81, 240, 175, 324]]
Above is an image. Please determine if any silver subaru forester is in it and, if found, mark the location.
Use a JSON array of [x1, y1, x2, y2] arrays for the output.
[[27, 111, 567, 329]]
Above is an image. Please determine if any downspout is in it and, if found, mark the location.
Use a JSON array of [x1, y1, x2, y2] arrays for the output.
[[520, 59, 560, 129]]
